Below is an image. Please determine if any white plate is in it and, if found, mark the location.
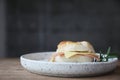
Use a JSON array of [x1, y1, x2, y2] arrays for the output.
[[20, 52, 118, 77]]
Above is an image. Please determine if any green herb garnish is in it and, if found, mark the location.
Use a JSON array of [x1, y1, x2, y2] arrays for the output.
[[99, 51, 104, 62], [105, 47, 111, 61], [98, 47, 117, 62]]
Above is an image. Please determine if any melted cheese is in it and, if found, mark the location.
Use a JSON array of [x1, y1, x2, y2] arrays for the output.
[[49, 51, 99, 62], [64, 51, 96, 58]]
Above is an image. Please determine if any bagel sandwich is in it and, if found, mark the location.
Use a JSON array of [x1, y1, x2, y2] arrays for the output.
[[50, 41, 99, 62]]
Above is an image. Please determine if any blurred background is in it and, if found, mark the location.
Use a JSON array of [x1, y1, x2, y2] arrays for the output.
[[0, 0, 120, 58]]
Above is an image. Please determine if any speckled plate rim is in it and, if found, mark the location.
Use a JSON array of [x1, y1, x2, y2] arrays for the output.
[[20, 51, 118, 65]]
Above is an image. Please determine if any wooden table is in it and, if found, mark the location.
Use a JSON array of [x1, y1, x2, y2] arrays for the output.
[[0, 59, 120, 80]]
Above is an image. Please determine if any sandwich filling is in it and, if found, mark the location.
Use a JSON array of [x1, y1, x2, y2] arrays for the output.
[[50, 51, 99, 62]]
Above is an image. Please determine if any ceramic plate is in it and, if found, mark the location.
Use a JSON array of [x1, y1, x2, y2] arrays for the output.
[[20, 52, 118, 77]]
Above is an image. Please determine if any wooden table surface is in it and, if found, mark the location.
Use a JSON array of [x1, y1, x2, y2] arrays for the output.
[[0, 58, 120, 80]]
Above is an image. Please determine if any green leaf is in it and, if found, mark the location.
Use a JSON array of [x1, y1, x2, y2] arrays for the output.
[[108, 56, 117, 58], [106, 47, 111, 57], [108, 53, 118, 58]]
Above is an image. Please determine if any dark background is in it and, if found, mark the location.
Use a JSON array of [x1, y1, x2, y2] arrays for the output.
[[1, 0, 120, 58]]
